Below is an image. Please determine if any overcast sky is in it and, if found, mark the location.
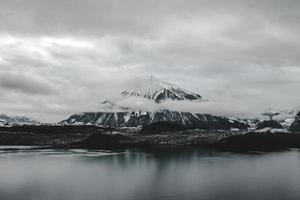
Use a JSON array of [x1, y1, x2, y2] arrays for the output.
[[1, 0, 300, 122]]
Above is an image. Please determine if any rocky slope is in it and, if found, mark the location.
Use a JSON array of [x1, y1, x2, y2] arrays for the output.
[[289, 112, 300, 132], [255, 120, 283, 130], [60, 110, 248, 130]]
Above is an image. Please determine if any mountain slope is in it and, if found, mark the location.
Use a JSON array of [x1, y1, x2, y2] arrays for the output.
[[260, 108, 299, 128], [60, 110, 248, 130], [120, 76, 202, 103], [289, 112, 300, 132], [0, 114, 39, 126]]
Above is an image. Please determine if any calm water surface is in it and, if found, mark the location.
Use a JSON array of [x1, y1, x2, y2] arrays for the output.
[[0, 146, 300, 200]]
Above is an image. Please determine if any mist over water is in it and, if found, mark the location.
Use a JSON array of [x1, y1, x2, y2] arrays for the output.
[[0, 147, 300, 200]]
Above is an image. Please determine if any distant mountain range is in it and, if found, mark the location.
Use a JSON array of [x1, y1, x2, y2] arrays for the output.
[[60, 76, 248, 130], [259, 108, 299, 128], [0, 114, 39, 126], [2, 76, 299, 131]]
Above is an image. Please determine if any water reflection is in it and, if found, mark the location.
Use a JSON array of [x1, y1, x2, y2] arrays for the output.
[[0, 147, 299, 200]]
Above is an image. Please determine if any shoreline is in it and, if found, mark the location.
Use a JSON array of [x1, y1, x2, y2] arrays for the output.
[[0, 125, 299, 152]]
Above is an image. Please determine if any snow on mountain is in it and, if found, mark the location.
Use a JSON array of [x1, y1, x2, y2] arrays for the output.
[[98, 76, 205, 112], [0, 114, 40, 126], [60, 110, 249, 130], [60, 76, 249, 130], [259, 108, 299, 128], [120, 76, 202, 103]]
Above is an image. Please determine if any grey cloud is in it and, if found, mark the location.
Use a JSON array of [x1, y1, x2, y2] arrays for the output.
[[0, 0, 299, 37], [0, 72, 57, 95], [0, 0, 300, 122]]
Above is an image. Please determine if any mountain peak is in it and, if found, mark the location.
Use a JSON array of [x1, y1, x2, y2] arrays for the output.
[[120, 76, 202, 103]]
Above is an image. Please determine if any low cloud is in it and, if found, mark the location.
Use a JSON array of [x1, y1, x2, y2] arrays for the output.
[[98, 96, 263, 119], [0, 0, 300, 122]]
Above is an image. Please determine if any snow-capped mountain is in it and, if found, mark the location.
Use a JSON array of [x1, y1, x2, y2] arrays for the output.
[[120, 76, 202, 103], [0, 114, 40, 126], [259, 108, 299, 128], [60, 76, 248, 130], [60, 110, 248, 130]]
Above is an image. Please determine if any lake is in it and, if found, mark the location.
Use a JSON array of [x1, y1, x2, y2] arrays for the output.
[[0, 146, 300, 200]]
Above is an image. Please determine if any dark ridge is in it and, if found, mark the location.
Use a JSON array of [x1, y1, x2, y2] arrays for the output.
[[216, 132, 300, 151], [289, 112, 300, 132], [256, 120, 283, 130], [0, 124, 113, 134], [74, 132, 133, 149], [0, 125, 113, 146]]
